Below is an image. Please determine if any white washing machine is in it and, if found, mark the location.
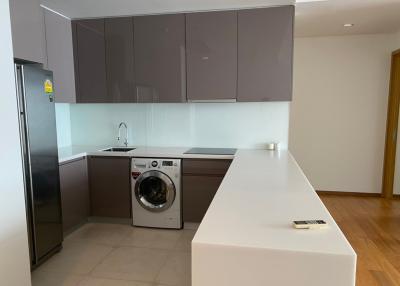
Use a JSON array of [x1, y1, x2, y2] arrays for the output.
[[131, 158, 182, 229]]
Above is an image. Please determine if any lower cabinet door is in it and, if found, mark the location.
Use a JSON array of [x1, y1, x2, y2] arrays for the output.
[[59, 157, 89, 234], [182, 175, 224, 223], [88, 156, 131, 218]]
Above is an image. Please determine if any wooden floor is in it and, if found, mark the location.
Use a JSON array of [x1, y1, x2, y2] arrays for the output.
[[319, 194, 400, 286]]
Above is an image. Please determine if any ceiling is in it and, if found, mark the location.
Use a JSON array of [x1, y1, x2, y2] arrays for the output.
[[40, 0, 400, 37], [295, 0, 400, 37]]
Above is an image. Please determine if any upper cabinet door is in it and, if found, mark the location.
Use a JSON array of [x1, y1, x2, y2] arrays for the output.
[[9, 0, 46, 64], [134, 14, 186, 103], [105, 17, 136, 103], [44, 9, 77, 103], [237, 6, 294, 102], [72, 19, 108, 103], [186, 11, 237, 102]]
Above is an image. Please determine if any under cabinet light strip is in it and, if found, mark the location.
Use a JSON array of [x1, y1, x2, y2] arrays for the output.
[[40, 5, 71, 20]]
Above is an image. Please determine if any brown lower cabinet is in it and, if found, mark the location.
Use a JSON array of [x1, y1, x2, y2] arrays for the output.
[[60, 156, 229, 228], [88, 156, 131, 218], [182, 159, 232, 222], [59, 157, 90, 235]]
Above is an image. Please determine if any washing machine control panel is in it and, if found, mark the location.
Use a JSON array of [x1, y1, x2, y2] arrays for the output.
[[162, 160, 174, 166], [131, 158, 180, 175], [149, 160, 176, 168]]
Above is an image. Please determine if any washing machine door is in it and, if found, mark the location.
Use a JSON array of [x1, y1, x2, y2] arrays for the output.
[[135, 171, 176, 212]]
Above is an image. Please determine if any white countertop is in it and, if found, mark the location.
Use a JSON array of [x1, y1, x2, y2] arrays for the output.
[[58, 145, 235, 163], [193, 149, 354, 254], [58, 145, 108, 163]]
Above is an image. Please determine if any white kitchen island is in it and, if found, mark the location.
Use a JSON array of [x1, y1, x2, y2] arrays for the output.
[[192, 150, 356, 286]]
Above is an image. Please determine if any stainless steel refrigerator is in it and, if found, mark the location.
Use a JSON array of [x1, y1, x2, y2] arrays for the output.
[[14, 63, 63, 268]]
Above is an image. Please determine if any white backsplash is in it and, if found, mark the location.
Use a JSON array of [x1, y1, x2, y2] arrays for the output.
[[56, 102, 289, 149], [55, 103, 72, 148]]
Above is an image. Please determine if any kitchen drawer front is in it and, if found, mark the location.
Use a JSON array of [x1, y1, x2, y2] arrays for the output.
[[88, 156, 131, 218], [59, 157, 89, 235], [182, 159, 232, 176], [182, 175, 224, 222]]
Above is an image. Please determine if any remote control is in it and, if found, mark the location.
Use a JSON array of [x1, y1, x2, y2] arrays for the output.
[[293, 220, 327, 229]]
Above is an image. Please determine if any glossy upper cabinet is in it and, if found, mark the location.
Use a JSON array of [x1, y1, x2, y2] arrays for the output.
[[44, 9, 77, 103], [134, 14, 186, 103], [186, 11, 237, 101], [72, 19, 108, 103], [105, 17, 136, 103], [67, 6, 293, 103], [237, 6, 294, 102], [9, 0, 46, 63]]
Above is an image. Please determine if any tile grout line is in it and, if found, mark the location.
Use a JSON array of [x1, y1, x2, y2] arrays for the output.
[[68, 237, 191, 254], [153, 249, 176, 285], [81, 274, 158, 286], [85, 242, 117, 277]]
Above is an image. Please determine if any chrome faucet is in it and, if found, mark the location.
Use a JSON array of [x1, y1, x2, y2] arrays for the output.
[[117, 122, 129, 147]]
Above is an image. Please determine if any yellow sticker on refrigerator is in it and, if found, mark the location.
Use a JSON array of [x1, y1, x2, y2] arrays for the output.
[[44, 79, 53, 94]]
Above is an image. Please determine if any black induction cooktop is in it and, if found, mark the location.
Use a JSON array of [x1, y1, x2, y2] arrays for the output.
[[184, 148, 237, 155]]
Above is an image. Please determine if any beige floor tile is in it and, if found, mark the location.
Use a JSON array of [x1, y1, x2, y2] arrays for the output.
[[156, 251, 191, 286], [91, 246, 169, 282], [78, 277, 152, 286], [31, 270, 86, 286], [174, 230, 196, 252], [39, 240, 114, 275], [67, 223, 132, 246], [120, 227, 183, 250]]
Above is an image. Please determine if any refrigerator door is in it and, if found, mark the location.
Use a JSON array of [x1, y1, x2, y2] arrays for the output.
[[15, 64, 35, 265], [20, 64, 63, 264]]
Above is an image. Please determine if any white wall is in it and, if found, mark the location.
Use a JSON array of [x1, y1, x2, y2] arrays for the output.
[[0, 0, 32, 284], [394, 30, 400, 48], [66, 102, 289, 149], [290, 34, 394, 193]]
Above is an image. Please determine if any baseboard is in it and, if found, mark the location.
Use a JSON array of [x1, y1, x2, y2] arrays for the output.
[[63, 219, 88, 238], [316, 190, 381, 197], [317, 190, 400, 199], [184, 222, 200, 230], [88, 216, 132, 225]]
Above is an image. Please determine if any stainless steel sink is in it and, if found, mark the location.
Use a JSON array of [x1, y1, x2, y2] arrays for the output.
[[102, 147, 135, 152]]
